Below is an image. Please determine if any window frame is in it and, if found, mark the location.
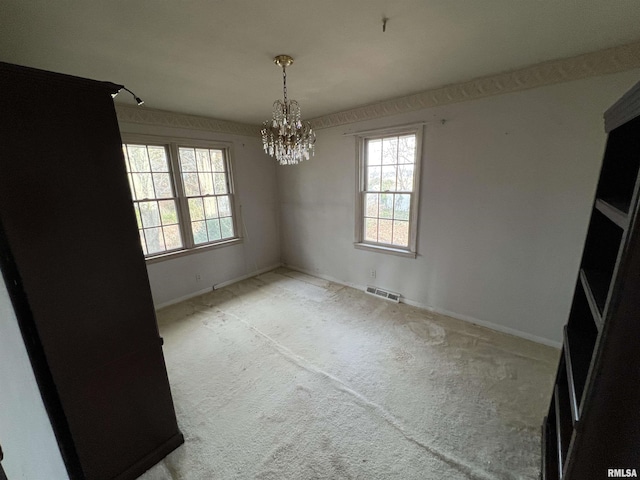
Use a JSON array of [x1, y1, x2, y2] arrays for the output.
[[121, 133, 242, 263], [354, 124, 423, 258]]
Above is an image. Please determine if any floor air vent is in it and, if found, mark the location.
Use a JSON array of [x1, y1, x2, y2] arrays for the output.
[[365, 286, 400, 303]]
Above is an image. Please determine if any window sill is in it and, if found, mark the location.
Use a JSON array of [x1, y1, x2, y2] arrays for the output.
[[353, 242, 416, 258], [145, 237, 243, 264]]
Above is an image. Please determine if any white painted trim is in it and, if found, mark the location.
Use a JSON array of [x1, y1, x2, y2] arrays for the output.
[[354, 125, 423, 255], [283, 264, 561, 348], [116, 105, 260, 137], [154, 263, 282, 310], [310, 41, 640, 130], [400, 298, 562, 349], [154, 287, 214, 310], [212, 263, 283, 290], [116, 43, 640, 134]]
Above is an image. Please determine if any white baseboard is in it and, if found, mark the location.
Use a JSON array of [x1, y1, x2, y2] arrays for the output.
[[154, 263, 282, 310], [213, 263, 283, 289], [284, 264, 562, 349]]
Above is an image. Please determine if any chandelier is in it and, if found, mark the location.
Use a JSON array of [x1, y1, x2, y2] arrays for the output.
[[261, 55, 316, 165]]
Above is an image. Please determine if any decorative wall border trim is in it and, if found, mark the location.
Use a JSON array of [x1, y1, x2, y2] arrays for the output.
[[115, 41, 640, 134], [309, 41, 640, 130], [115, 105, 260, 137]]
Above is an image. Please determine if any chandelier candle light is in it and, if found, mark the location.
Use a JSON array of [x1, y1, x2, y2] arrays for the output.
[[261, 55, 316, 165]]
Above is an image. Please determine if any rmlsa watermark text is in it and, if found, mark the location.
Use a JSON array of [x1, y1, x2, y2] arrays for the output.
[[608, 469, 638, 478]]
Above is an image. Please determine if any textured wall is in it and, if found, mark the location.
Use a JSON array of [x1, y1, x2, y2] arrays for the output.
[[277, 70, 640, 345]]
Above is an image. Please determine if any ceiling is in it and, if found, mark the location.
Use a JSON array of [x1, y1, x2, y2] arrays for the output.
[[2, 0, 640, 125]]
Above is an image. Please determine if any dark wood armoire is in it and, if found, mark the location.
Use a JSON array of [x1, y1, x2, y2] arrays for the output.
[[0, 62, 183, 479], [541, 79, 640, 478]]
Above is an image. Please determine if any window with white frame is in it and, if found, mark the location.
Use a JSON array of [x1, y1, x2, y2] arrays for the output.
[[356, 125, 422, 257], [122, 136, 239, 259]]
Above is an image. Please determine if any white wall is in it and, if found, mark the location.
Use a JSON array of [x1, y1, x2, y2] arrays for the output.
[[277, 70, 640, 345], [117, 121, 281, 307], [0, 275, 69, 480]]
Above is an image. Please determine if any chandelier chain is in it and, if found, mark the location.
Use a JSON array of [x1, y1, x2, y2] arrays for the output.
[[282, 66, 288, 104]]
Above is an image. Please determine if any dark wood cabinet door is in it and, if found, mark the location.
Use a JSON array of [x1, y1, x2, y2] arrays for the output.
[[0, 62, 183, 480]]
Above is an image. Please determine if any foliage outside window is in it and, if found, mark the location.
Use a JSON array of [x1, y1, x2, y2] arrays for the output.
[[122, 137, 239, 259], [356, 125, 422, 257]]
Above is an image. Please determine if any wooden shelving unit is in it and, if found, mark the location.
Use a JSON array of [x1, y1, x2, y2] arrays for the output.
[[541, 80, 640, 478]]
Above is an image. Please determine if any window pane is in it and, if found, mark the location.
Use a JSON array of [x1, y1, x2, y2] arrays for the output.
[[220, 216, 234, 238], [218, 196, 231, 217], [203, 197, 218, 219], [397, 165, 414, 192], [179, 147, 197, 172], [213, 173, 228, 194], [139, 230, 147, 255], [394, 194, 411, 220], [379, 194, 393, 219], [199, 172, 214, 196], [378, 219, 393, 244], [188, 197, 205, 221], [148, 146, 169, 172], [127, 174, 135, 199], [367, 139, 382, 165], [365, 193, 379, 217], [392, 220, 409, 247], [139, 201, 161, 228], [163, 224, 182, 250], [196, 149, 210, 172], [381, 166, 397, 191], [398, 135, 416, 164], [192, 221, 207, 245], [183, 172, 200, 196], [144, 227, 165, 254], [122, 145, 130, 167], [159, 200, 178, 225], [127, 145, 150, 172], [133, 203, 142, 228], [206, 219, 221, 241], [153, 173, 173, 198], [211, 151, 225, 172], [365, 218, 378, 242], [382, 137, 398, 165], [367, 166, 381, 191], [132, 173, 154, 200]]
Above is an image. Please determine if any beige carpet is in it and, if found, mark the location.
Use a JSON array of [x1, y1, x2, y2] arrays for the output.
[[138, 268, 558, 480]]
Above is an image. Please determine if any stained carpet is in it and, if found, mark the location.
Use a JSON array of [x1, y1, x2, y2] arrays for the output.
[[138, 268, 558, 480]]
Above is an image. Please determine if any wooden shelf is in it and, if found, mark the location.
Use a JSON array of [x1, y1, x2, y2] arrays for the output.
[[563, 323, 596, 424], [555, 366, 573, 478], [596, 115, 640, 215], [579, 270, 603, 331], [542, 79, 640, 480], [546, 402, 560, 480], [580, 208, 623, 319], [595, 199, 628, 229], [542, 416, 559, 480]]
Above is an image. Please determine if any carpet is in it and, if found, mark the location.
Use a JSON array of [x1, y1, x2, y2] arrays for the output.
[[138, 268, 558, 480]]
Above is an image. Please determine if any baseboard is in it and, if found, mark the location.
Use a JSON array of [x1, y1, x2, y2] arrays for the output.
[[401, 298, 562, 348], [113, 431, 184, 480], [284, 264, 562, 349], [154, 263, 282, 310], [213, 263, 283, 289]]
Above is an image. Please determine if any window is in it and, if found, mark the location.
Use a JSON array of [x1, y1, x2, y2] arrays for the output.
[[122, 136, 239, 260], [355, 125, 422, 257]]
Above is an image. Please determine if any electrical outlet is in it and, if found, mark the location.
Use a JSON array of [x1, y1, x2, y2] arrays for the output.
[[369, 269, 376, 279], [195, 274, 202, 282]]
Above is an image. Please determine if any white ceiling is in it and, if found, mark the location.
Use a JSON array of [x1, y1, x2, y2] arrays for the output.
[[2, 0, 640, 125]]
